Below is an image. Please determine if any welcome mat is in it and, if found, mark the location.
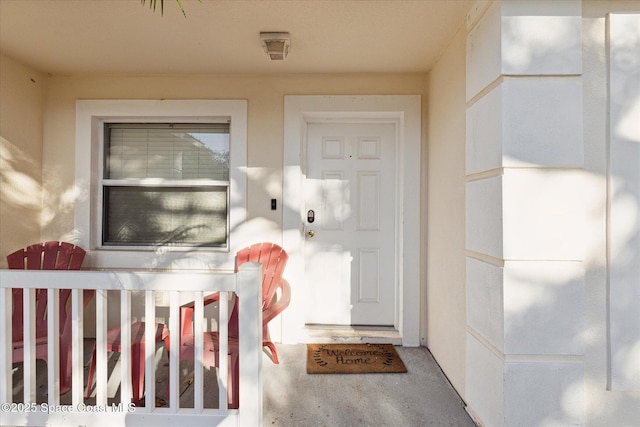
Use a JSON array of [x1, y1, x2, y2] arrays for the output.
[[307, 343, 407, 374]]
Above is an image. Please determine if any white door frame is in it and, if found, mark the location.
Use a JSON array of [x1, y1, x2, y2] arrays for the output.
[[282, 95, 421, 346]]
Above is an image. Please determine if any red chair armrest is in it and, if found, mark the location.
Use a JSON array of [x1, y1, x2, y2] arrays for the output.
[[263, 279, 291, 325]]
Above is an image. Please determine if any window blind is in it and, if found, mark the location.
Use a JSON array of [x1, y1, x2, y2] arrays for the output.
[[105, 123, 230, 180], [104, 187, 228, 246]]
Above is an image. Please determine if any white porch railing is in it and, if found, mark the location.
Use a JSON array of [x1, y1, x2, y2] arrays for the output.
[[0, 263, 263, 427]]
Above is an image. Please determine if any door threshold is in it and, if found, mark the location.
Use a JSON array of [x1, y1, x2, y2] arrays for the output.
[[302, 325, 402, 345]]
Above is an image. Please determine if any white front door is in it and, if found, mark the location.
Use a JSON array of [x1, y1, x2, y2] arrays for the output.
[[303, 122, 397, 326], [283, 95, 421, 346]]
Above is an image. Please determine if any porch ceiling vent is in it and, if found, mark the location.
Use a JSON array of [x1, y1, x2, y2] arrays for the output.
[[260, 32, 291, 61]]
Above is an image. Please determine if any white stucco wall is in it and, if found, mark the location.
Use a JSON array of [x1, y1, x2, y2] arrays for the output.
[[426, 23, 468, 396], [39, 74, 427, 246], [0, 54, 46, 265]]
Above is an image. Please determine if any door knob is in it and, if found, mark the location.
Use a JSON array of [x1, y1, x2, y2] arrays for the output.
[[307, 229, 315, 238]]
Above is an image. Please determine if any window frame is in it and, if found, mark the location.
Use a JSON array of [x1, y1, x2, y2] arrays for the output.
[[75, 100, 247, 269]]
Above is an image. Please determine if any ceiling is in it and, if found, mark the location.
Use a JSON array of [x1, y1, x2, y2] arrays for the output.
[[0, 0, 473, 75]]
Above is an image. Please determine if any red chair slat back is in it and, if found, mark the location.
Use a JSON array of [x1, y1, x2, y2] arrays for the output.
[[7, 242, 87, 340], [8, 241, 86, 270], [235, 242, 288, 309]]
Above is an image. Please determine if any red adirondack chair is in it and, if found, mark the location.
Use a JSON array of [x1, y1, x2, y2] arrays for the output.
[[177, 242, 291, 409], [7, 241, 91, 395]]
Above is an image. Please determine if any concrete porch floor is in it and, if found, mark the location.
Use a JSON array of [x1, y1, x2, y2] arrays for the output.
[[12, 343, 476, 427], [263, 344, 476, 427]]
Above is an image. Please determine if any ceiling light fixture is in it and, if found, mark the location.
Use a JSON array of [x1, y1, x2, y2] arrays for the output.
[[260, 32, 291, 61]]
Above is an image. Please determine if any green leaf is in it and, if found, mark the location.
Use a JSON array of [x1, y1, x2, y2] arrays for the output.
[[175, 0, 186, 17], [140, 0, 187, 17]]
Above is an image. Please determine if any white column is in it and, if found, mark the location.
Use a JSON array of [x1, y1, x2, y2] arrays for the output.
[[464, 1, 585, 426]]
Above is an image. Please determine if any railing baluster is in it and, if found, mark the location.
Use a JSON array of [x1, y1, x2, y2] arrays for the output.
[[168, 290, 180, 411], [144, 290, 155, 411], [46, 288, 60, 405], [23, 288, 36, 403], [218, 290, 229, 413], [71, 288, 83, 405], [95, 288, 108, 405], [120, 289, 132, 404], [193, 291, 204, 411], [0, 288, 11, 403]]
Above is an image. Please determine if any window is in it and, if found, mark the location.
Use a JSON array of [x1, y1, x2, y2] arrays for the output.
[[102, 123, 230, 248], [75, 100, 247, 269]]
